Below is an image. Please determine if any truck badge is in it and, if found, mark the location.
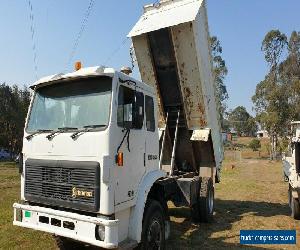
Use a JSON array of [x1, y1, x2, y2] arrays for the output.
[[72, 187, 93, 198]]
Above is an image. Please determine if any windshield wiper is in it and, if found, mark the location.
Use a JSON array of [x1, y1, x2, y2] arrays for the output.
[[46, 127, 78, 140], [84, 125, 106, 129], [71, 125, 106, 139], [26, 129, 53, 140]]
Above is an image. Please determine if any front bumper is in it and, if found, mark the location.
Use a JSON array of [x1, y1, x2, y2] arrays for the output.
[[13, 203, 119, 249]]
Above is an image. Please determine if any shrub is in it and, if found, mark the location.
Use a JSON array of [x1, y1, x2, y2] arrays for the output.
[[248, 138, 261, 151]]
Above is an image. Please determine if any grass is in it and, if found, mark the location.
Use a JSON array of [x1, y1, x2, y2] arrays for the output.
[[166, 138, 299, 249], [0, 162, 56, 250], [167, 159, 300, 249], [1, 143, 299, 249], [225, 137, 271, 161]]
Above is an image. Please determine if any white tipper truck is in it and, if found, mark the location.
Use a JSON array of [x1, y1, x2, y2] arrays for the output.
[[283, 121, 300, 220], [13, 0, 223, 248]]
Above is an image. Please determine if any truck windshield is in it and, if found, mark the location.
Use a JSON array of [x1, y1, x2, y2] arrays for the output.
[[27, 76, 112, 133]]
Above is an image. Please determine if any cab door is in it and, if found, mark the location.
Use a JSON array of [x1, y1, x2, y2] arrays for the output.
[[114, 84, 146, 205], [144, 95, 159, 171]]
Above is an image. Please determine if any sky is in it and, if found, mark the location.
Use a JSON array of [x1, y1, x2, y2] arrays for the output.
[[0, 0, 299, 114]]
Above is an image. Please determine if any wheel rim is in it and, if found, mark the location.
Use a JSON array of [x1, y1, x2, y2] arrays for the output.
[[208, 188, 214, 214], [146, 219, 162, 250]]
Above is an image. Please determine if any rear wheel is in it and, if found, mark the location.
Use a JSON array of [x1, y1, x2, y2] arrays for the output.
[[192, 177, 214, 223], [140, 199, 165, 250], [289, 187, 300, 220]]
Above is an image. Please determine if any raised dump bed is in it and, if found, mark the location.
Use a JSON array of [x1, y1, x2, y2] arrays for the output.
[[129, 0, 223, 179]]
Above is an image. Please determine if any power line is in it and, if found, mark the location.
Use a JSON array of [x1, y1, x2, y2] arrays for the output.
[[27, 0, 38, 80], [104, 37, 129, 66], [65, 0, 96, 70]]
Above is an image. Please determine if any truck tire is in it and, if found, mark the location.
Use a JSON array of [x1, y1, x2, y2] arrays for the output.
[[192, 177, 214, 223], [289, 188, 300, 220], [140, 199, 165, 250], [54, 236, 85, 250]]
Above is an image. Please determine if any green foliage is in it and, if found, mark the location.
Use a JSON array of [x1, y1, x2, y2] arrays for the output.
[[210, 36, 229, 130], [228, 106, 257, 136], [0, 83, 31, 155], [265, 142, 271, 156], [278, 137, 289, 154], [252, 75, 291, 136], [261, 30, 288, 68], [253, 30, 300, 158], [281, 31, 300, 121], [248, 139, 261, 152], [222, 118, 231, 133]]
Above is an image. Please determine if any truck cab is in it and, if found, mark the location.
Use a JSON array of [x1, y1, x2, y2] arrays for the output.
[[14, 66, 166, 248]]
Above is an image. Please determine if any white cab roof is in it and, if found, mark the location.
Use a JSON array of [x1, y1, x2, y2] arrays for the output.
[[30, 66, 115, 89], [128, 0, 203, 37], [30, 66, 155, 94]]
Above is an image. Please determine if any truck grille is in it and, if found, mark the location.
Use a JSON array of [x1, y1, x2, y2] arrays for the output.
[[25, 159, 100, 212]]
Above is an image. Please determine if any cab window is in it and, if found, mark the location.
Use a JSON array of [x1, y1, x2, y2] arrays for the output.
[[145, 95, 155, 132], [117, 85, 144, 129]]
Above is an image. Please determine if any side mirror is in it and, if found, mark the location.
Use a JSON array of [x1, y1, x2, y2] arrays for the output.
[[133, 91, 144, 129], [123, 103, 133, 129]]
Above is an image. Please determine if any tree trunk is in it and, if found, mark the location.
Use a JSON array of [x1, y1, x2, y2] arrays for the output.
[[275, 135, 278, 159], [270, 134, 277, 160], [269, 137, 272, 160]]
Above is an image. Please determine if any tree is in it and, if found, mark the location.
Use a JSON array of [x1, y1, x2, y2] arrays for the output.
[[222, 118, 231, 133], [248, 138, 261, 152], [0, 83, 31, 157], [210, 36, 229, 130], [228, 106, 257, 136], [280, 31, 300, 121], [287, 31, 300, 66], [261, 30, 288, 69], [246, 117, 258, 137], [252, 74, 291, 135], [253, 30, 288, 159]]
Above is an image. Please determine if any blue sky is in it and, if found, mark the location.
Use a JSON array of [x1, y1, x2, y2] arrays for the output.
[[0, 0, 299, 114]]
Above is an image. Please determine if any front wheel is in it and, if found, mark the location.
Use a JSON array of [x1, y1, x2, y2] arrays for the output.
[[140, 199, 165, 250], [54, 236, 86, 250]]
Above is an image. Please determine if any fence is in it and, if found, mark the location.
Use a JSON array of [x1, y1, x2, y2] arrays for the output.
[[224, 150, 242, 162]]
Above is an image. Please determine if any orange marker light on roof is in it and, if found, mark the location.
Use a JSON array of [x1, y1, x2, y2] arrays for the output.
[[75, 61, 82, 71]]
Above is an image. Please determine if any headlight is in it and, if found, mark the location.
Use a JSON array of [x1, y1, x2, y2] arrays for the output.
[[96, 225, 105, 241]]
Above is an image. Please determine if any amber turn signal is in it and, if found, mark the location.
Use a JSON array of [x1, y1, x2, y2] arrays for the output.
[[116, 152, 123, 167]]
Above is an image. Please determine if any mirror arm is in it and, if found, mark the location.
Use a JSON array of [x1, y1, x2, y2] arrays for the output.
[[126, 129, 131, 152], [116, 128, 131, 155]]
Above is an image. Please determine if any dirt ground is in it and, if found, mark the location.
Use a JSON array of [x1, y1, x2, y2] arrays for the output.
[[0, 141, 299, 249], [166, 159, 299, 249]]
